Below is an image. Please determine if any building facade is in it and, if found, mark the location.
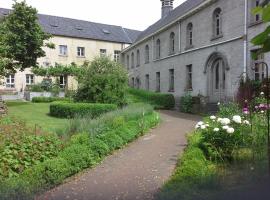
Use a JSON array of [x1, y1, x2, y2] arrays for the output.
[[0, 8, 141, 92], [121, 0, 270, 104]]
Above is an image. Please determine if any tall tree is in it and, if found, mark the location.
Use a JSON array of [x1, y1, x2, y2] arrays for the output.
[[0, 0, 54, 76]]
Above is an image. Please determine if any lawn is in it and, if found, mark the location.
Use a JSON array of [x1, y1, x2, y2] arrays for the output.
[[6, 101, 69, 133]]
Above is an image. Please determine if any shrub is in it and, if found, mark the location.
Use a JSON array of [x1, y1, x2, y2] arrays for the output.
[[218, 102, 241, 117], [74, 56, 128, 106], [97, 132, 124, 151], [127, 88, 175, 109], [32, 97, 70, 103], [180, 92, 193, 113], [49, 102, 117, 118], [25, 84, 44, 92]]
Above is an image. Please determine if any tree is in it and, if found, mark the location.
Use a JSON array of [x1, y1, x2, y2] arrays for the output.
[[251, 0, 270, 56], [0, 0, 54, 75], [74, 56, 129, 106]]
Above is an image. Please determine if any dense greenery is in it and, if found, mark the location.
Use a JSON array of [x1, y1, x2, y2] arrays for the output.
[[127, 88, 175, 109], [0, 104, 160, 199], [0, 117, 63, 179], [49, 102, 117, 118], [0, 1, 53, 75], [32, 97, 70, 103], [7, 101, 69, 133], [180, 93, 193, 113], [74, 57, 128, 106]]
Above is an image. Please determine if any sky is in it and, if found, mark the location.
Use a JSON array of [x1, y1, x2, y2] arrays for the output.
[[0, 0, 185, 31]]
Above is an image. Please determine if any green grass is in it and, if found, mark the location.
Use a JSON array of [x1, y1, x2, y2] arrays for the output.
[[6, 101, 69, 133]]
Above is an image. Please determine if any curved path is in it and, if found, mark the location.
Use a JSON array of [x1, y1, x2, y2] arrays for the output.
[[41, 110, 200, 200]]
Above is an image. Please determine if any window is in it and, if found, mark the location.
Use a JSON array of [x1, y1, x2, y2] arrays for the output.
[[6, 74, 15, 88], [59, 45, 68, 56], [77, 47, 85, 57], [170, 32, 175, 54], [252, 50, 264, 81], [254, 0, 261, 22], [26, 74, 34, 85], [131, 77, 135, 88], [156, 39, 161, 59], [60, 75, 67, 89], [213, 8, 222, 38], [135, 77, 140, 89], [169, 69, 174, 92], [156, 72, 161, 92], [114, 50, 121, 62], [100, 49, 107, 57], [131, 52, 135, 68], [126, 55, 130, 69], [145, 74, 150, 90], [136, 50, 140, 67], [186, 65, 193, 90], [186, 23, 193, 48], [145, 45, 150, 63]]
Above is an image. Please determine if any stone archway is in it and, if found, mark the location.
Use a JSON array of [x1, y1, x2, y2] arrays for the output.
[[204, 52, 229, 103]]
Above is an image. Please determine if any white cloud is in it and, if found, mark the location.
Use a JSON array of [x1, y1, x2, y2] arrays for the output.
[[0, 0, 185, 30]]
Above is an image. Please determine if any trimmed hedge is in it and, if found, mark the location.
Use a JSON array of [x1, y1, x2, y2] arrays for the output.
[[128, 88, 175, 109], [0, 107, 160, 199], [32, 97, 71, 103], [49, 102, 117, 118]]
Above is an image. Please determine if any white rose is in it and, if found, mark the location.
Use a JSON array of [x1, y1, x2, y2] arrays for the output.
[[201, 125, 207, 130], [213, 128, 220, 132], [210, 116, 216, 120], [261, 111, 265, 114], [197, 121, 204, 126], [261, 92, 265, 96], [195, 124, 200, 129], [232, 115, 242, 124], [221, 118, 231, 125], [243, 120, 250, 125], [227, 127, 235, 134], [222, 125, 229, 130], [205, 124, 210, 127], [217, 118, 222, 122]]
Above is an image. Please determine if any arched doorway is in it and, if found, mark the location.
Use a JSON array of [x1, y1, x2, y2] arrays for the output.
[[204, 52, 229, 103]]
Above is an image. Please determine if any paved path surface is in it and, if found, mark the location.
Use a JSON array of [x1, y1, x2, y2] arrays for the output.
[[41, 111, 200, 200]]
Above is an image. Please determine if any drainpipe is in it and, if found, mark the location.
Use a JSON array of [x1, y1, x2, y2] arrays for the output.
[[243, 0, 248, 81]]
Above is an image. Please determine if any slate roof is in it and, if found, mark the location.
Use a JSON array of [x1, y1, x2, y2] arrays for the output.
[[0, 8, 141, 44], [135, 0, 206, 42]]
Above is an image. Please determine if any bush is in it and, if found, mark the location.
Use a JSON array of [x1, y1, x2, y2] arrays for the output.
[[127, 88, 175, 109], [25, 84, 44, 92], [74, 56, 128, 106], [49, 102, 117, 118], [180, 92, 193, 113], [32, 97, 70, 103]]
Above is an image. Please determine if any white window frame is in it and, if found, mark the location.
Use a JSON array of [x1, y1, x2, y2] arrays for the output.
[[26, 74, 34, 85], [114, 50, 121, 62], [59, 75, 67, 89], [77, 47, 85, 57], [59, 45, 68, 56], [6, 74, 15, 88]]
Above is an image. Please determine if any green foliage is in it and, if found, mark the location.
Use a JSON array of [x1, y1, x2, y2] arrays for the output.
[[218, 102, 241, 117], [31, 63, 83, 77], [49, 102, 117, 118], [251, 1, 270, 56], [0, 116, 63, 179], [0, 105, 160, 199], [0, 1, 53, 74], [31, 97, 70, 103], [26, 84, 44, 92], [180, 93, 193, 113], [74, 56, 128, 106], [127, 88, 175, 109]]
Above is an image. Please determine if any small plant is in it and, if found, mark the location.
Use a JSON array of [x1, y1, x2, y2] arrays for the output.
[[180, 92, 193, 113]]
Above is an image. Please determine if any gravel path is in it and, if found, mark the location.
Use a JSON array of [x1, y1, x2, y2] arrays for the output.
[[40, 110, 200, 200]]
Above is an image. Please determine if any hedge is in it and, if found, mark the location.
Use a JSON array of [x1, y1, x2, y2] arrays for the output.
[[49, 102, 117, 118], [128, 88, 175, 109], [32, 97, 71, 103], [0, 107, 160, 199]]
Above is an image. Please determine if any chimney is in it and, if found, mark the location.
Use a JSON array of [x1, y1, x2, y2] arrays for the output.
[[161, 0, 174, 18]]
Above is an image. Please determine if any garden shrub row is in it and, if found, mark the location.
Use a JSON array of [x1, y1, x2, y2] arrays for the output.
[[49, 102, 117, 118], [127, 88, 175, 109], [32, 97, 71, 103], [0, 104, 160, 199]]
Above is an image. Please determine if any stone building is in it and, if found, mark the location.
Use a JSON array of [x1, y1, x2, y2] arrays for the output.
[[121, 0, 270, 105], [0, 8, 140, 92]]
